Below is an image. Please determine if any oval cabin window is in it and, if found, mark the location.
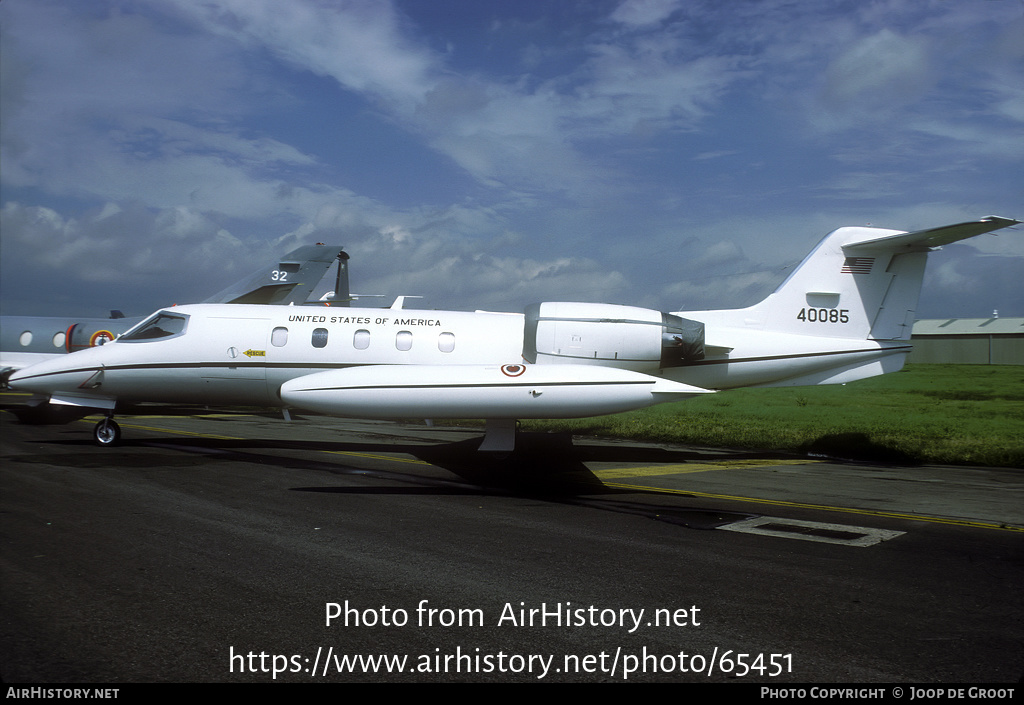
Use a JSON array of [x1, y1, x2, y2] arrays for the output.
[[438, 332, 455, 353], [353, 329, 370, 350]]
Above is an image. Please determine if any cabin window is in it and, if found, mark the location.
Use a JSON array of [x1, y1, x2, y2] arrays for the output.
[[18, 331, 32, 347], [438, 332, 455, 353], [311, 328, 329, 349], [120, 312, 189, 342], [271, 327, 288, 347], [52, 332, 66, 348], [353, 329, 370, 350], [396, 330, 413, 351]]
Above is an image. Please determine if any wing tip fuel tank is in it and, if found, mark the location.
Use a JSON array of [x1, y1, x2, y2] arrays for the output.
[[280, 364, 711, 420]]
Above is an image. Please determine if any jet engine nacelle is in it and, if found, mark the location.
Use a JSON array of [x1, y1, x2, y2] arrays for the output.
[[523, 302, 704, 371]]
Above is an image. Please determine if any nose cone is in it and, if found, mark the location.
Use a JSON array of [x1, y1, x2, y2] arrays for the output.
[[7, 354, 103, 396]]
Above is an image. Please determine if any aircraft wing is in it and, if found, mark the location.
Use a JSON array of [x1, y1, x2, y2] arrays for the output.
[[844, 216, 1019, 252], [203, 244, 347, 305]]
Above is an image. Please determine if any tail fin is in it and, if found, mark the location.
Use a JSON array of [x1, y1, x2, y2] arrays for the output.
[[749, 216, 1018, 341], [203, 245, 347, 305]]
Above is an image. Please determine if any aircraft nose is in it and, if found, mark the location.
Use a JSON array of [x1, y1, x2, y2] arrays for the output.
[[6, 367, 36, 390], [6, 359, 100, 395]]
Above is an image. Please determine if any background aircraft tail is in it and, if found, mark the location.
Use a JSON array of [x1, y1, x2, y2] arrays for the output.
[[742, 216, 1018, 341], [203, 245, 348, 305]]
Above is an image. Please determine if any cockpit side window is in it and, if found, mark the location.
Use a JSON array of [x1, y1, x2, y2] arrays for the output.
[[119, 312, 189, 342]]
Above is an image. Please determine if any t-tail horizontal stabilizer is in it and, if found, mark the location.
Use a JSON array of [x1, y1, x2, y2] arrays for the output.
[[844, 215, 1019, 252], [738, 216, 1019, 343]]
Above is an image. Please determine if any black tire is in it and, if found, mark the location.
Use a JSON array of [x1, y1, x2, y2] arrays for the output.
[[93, 418, 121, 447]]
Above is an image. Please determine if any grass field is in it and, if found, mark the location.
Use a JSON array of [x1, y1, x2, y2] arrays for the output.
[[521, 364, 1024, 468]]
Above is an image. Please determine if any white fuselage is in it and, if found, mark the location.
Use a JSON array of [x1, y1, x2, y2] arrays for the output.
[[42, 304, 527, 406], [9, 302, 907, 413]]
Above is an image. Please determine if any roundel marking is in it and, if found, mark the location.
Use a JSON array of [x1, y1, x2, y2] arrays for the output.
[[501, 364, 526, 377], [90, 330, 116, 347]]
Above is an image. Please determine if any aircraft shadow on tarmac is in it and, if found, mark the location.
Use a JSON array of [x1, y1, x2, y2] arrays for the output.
[[13, 417, 758, 530], [289, 431, 760, 530]]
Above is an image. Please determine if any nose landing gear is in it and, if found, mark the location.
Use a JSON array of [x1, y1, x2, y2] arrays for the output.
[[93, 416, 121, 446]]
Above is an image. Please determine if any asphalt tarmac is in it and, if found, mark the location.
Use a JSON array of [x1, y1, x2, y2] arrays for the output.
[[1, 404, 1021, 683]]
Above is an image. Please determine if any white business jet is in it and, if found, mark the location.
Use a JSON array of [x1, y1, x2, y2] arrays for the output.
[[8, 216, 1018, 451]]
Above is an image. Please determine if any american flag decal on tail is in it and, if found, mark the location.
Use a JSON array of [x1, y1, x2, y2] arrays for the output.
[[841, 257, 874, 274]]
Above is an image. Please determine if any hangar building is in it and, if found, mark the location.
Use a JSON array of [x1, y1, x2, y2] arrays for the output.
[[909, 317, 1024, 365]]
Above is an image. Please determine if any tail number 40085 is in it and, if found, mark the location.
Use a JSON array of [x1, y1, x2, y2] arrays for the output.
[[797, 308, 850, 324]]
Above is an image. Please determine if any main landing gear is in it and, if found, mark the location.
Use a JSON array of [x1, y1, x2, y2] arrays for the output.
[[93, 415, 122, 447]]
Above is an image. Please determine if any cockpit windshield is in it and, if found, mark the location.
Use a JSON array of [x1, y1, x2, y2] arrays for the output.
[[119, 312, 189, 342]]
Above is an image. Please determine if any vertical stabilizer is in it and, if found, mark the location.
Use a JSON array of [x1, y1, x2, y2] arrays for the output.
[[203, 245, 345, 305], [747, 216, 1018, 341]]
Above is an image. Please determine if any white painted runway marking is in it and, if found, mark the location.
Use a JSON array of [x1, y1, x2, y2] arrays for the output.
[[719, 516, 904, 546]]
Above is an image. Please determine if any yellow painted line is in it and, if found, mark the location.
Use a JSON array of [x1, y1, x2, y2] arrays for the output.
[[124, 414, 247, 420], [114, 421, 239, 442], [602, 481, 1024, 533], [324, 449, 431, 466], [80, 413, 251, 420], [594, 465, 703, 479], [594, 459, 819, 479]]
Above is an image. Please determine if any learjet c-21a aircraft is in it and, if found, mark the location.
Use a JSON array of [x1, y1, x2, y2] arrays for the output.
[[8, 216, 1019, 451]]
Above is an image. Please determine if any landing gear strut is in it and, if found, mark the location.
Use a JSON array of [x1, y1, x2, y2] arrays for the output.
[[479, 419, 518, 453], [93, 416, 121, 447]]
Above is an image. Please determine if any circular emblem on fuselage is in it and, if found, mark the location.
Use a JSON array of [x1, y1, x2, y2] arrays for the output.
[[501, 364, 526, 377], [90, 330, 115, 347]]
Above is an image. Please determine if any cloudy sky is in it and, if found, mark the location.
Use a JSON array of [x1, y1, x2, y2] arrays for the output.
[[2, 0, 1021, 320]]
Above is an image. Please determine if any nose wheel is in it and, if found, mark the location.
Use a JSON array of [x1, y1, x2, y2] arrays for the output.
[[93, 417, 121, 447]]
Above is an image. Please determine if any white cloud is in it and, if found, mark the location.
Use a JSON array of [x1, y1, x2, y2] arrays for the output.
[[165, 0, 439, 109], [573, 43, 744, 136], [0, 200, 245, 296], [821, 29, 933, 113], [610, 0, 681, 28], [0, 1, 308, 210], [2, 0, 1021, 319]]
